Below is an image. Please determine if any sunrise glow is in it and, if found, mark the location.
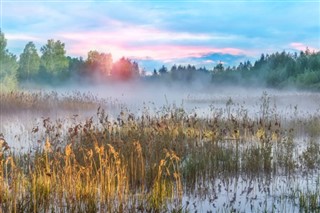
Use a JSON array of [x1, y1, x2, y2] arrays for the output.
[[2, 1, 319, 69]]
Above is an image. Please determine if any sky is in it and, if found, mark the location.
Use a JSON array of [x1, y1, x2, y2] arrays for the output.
[[1, 0, 320, 71]]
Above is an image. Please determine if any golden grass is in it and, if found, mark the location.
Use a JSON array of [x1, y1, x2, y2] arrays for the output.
[[0, 137, 183, 212], [0, 91, 102, 114], [1, 91, 320, 212]]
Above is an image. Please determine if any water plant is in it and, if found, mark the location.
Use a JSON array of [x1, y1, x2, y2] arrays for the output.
[[1, 91, 320, 212]]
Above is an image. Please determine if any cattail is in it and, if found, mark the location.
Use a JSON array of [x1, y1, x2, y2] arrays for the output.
[[65, 144, 72, 157]]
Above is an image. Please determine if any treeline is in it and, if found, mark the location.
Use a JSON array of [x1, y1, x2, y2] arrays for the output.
[[0, 30, 140, 91], [1, 29, 320, 91], [150, 50, 320, 90], [211, 50, 320, 89]]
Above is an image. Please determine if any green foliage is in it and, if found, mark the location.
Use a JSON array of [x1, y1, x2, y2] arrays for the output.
[[18, 42, 40, 81], [0, 74, 18, 91], [67, 56, 86, 77], [297, 69, 320, 86], [170, 64, 209, 82], [213, 62, 224, 72], [266, 67, 287, 87], [0, 30, 18, 91], [40, 39, 69, 78], [86, 50, 113, 76], [0, 30, 7, 54], [213, 50, 320, 89], [158, 65, 168, 75]]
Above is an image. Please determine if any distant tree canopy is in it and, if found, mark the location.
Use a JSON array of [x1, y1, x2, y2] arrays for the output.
[[0, 29, 320, 90], [169, 64, 209, 82], [86, 50, 113, 77], [111, 57, 139, 81], [213, 62, 224, 73], [67, 56, 85, 78], [18, 41, 40, 81], [40, 39, 69, 79], [212, 50, 320, 89], [158, 65, 168, 75], [0, 30, 18, 91]]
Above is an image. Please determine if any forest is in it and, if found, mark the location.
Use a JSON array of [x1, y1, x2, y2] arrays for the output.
[[1, 29, 320, 90]]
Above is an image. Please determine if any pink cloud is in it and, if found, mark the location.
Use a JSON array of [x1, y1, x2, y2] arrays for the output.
[[56, 20, 247, 60], [290, 42, 319, 52], [67, 42, 247, 61], [59, 29, 248, 61]]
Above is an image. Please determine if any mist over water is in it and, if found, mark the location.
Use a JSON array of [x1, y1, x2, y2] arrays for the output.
[[3, 83, 320, 138], [3, 82, 319, 150], [1, 83, 320, 212], [55, 83, 320, 119]]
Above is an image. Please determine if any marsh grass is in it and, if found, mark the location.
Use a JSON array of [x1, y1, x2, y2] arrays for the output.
[[1, 91, 320, 212], [0, 91, 102, 115]]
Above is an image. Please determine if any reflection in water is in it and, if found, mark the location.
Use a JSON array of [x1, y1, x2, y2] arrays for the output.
[[1, 87, 320, 211]]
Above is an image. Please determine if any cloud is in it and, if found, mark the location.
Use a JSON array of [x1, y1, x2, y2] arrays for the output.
[[203, 60, 214, 63], [136, 52, 250, 72], [2, 0, 319, 66], [5, 34, 42, 42], [290, 42, 319, 52], [59, 28, 215, 44], [57, 25, 249, 60], [66, 38, 248, 61]]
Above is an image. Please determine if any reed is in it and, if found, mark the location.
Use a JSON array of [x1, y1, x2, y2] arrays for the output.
[[1, 91, 320, 212]]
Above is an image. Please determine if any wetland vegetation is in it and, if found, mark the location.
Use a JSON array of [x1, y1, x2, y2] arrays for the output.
[[1, 90, 320, 212]]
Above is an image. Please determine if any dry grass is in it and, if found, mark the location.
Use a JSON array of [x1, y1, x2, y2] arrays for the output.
[[0, 138, 182, 212], [0, 91, 101, 114], [1, 91, 320, 212]]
